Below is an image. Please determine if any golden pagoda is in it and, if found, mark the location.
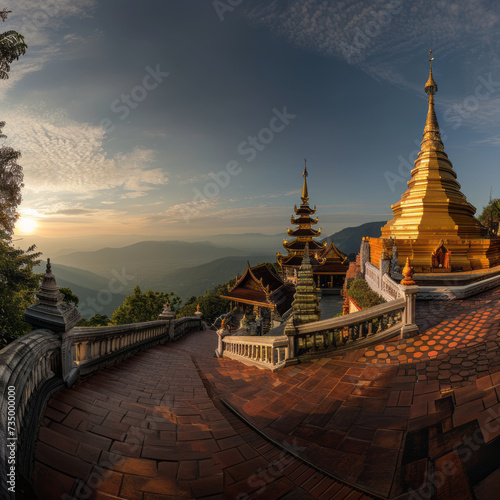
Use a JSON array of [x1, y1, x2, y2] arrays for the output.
[[277, 161, 349, 287], [369, 52, 500, 272]]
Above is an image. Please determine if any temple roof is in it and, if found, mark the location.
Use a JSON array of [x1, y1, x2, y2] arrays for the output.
[[282, 239, 324, 251], [220, 263, 293, 314], [291, 215, 319, 225], [278, 239, 349, 272], [294, 204, 316, 216], [287, 227, 322, 238], [322, 241, 348, 264], [278, 254, 348, 272]]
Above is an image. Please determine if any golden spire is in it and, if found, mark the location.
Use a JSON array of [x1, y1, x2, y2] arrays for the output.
[[380, 49, 486, 244], [301, 159, 309, 203], [422, 50, 443, 152]]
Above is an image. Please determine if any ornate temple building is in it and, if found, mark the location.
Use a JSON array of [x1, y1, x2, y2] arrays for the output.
[[277, 164, 349, 288], [369, 53, 500, 272], [220, 263, 294, 333]]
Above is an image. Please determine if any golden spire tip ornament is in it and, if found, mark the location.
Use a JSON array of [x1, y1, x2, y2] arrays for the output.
[[301, 159, 309, 202], [425, 49, 438, 96]]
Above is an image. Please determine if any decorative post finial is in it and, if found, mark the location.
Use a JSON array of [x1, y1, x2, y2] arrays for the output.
[[400, 257, 416, 285]]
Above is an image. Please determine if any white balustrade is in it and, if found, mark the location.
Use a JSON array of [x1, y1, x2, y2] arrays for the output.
[[221, 335, 291, 371]]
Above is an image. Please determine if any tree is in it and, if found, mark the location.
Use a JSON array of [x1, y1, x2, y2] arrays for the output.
[[0, 240, 41, 347], [478, 197, 500, 236], [77, 314, 110, 327], [185, 295, 197, 307], [0, 9, 27, 80], [59, 287, 79, 307], [177, 291, 229, 325], [0, 124, 23, 236], [111, 286, 181, 325], [0, 10, 37, 348]]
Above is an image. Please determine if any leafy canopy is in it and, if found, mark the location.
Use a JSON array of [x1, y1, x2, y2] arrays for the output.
[[478, 197, 500, 236], [111, 286, 181, 325], [77, 314, 110, 327], [0, 239, 41, 347]]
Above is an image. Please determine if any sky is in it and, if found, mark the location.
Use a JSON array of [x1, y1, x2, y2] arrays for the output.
[[4, 0, 500, 248]]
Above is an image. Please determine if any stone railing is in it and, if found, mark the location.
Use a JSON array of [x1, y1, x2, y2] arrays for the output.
[[217, 284, 419, 368], [417, 272, 500, 300], [220, 335, 291, 371], [365, 261, 381, 293], [293, 298, 406, 357], [381, 272, 404, 301], [0, 315, 203, 492], [171, 316, 204, 340], [63, 317, 203, 383], [62, 320, 169, 382], [0, 330, 64, 493]]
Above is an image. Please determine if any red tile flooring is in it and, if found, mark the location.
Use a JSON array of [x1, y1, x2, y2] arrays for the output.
[[33, 286, 500, 499]]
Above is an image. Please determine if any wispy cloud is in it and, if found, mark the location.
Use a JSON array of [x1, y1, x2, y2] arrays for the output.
[[248, 0, 500, 90], [0, 0, 98, 99], [1, 107, 168, 195], [247, 0, 500, 138]]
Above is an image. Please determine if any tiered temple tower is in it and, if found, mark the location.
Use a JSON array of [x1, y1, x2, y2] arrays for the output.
[[281, 162, 324, 260], [277, 162, 349, 288], [369, 52, 500, 272], [285, 243, 321, 336]]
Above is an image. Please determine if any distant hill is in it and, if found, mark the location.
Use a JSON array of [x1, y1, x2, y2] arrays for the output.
[[324, 221, 387, 255], [189, 233, 283, 254], [34, 261, 127, 318], [38, 221, 387, 315], [55, 241, 253, 282], [160, 255, 275, 300]]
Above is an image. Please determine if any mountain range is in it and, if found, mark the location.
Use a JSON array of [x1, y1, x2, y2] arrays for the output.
[[38, 222, 386, 318]]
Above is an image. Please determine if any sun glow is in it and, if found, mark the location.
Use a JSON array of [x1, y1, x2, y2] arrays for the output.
[[16, 215, 38, 234]]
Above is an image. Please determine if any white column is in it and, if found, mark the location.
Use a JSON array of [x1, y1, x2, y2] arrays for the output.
[[401, 285, 419, 338]]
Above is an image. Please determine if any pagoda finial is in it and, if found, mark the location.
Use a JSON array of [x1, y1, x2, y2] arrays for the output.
[[421, 50, 443, 153], [46, 257, 52, 274], [425, 50, 438, 96], [301, 159, 309, 203]]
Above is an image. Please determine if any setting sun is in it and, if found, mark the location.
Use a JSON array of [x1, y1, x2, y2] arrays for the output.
[[16, 216, 37, 234]]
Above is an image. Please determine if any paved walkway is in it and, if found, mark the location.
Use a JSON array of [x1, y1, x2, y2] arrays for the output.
[[33, 286, 500, 499], [34, 335, 369, 499]]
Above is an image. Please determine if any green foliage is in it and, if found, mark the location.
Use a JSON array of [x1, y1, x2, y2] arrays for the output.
[[77, 314, 110, 327], [0, 123, 23, 236], [59, 287, 79, 307], [0, 30, 27, 80], [176, 277, 239, 325], [110, 286, 181, 325], [346, 279, 385, 309], [177, 290, 229, 325], [478, 198, 500, 236], [185, 295, 197, 307], [0, 237, 41, 347]]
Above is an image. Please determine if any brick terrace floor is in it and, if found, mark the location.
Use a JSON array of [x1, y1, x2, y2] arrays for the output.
[[33, 286, 500, 499]]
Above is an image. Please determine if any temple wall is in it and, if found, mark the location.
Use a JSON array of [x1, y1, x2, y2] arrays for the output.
[[368, 237, 393, 267]]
